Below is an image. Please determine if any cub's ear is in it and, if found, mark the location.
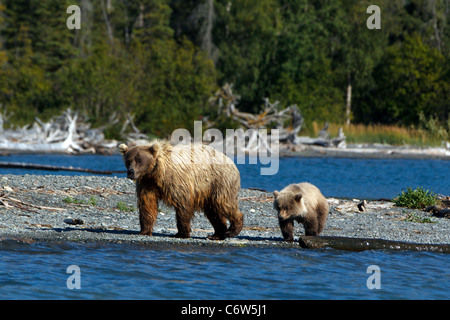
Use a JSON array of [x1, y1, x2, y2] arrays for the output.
[[273, 191, 280, 198], [148, 143, 160, 156], [294, 193, 303, 203], [118, 143, 128, 155]]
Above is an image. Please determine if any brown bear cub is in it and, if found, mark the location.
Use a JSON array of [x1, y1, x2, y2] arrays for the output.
[[119, 140, 243, 240], [273, 182, 329, 242]]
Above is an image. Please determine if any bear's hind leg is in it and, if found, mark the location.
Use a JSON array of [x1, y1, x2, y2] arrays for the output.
[[204, 207, 228, 240], [175, 207, 194, 238], [303, 216, 319, 236], [316, 201, 329, 234], [224, 209, 243, 238]]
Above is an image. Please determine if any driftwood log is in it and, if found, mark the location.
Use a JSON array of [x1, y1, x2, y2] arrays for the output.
[[294, 123, 346, 148], [0, 162, 126, 175], [423, 196, 450, 218], [424, 205, 450, 218], [209, 83, 302, 137], [298, 235, 450, 253]]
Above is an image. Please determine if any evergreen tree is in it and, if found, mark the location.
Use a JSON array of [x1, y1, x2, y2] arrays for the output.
[[131, 0, 216, 137], [213, 0, 281, 112], [362, 34, 448, 125], [0, 0, 448, 135]]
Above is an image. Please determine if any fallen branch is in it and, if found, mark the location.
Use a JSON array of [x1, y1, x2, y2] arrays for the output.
[[0, 193, 66, 212]]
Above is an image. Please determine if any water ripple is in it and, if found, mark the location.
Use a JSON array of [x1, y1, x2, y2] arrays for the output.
[[1, 241, 449, 299]]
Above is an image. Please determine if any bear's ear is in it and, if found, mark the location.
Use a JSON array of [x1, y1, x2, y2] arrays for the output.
[[148, 143, 160, 157], [118, 143, 128, 155], [294, 193, 303, 203], [273, 191, 279, 198]]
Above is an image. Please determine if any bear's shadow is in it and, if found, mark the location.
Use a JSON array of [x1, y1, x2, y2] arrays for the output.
[[49, 226, 138, 235], [46, 227, 283, 242]]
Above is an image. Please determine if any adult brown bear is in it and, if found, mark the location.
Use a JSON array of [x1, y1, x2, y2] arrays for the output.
[[119, 140, 243, 240]]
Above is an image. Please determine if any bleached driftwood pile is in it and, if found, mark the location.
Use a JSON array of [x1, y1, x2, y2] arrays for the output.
[[208, 83, 302, 141], [207, 83, 346, 153], [1, 109, 93, 153], [0, 109, 144, 154]]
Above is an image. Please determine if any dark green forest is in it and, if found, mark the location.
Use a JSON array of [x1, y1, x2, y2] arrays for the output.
[[0, 0, 449, 139]]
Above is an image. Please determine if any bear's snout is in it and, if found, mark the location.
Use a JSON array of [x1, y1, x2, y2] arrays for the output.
[[278, 210, 288, 219], [127, 169, 135, 180]]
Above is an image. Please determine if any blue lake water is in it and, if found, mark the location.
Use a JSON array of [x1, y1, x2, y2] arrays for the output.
[[0, 154, 449, 300], [0, 153, 449, 199], [0, 241, 449, 300]]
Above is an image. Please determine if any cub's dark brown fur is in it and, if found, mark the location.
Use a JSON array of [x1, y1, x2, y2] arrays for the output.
[[273, 182, 329, 242], [119, 140, 243, 240]]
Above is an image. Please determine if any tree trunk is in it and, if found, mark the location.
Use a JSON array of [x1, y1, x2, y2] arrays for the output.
[[202, 0, 214, 54], [345, 76, 352, 126], [432, 0, 442, 52], [138, 4, 144, 28], [101, 0, 114, 50]]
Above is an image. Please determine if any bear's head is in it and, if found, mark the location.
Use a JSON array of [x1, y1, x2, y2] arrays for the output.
[[119, 143, 160, 181], [273, 190, 306, 220]]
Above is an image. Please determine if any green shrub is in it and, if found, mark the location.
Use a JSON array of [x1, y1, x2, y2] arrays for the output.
[[63, 196, 82, 204], [87, 196, 98, 206], [393, 187, 439, 209], [405, 212, 435, 223], [63, 195, 97, 206], [116, 201, 135, 212]]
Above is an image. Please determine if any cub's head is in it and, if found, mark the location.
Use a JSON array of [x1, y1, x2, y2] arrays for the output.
[[119, 143, 160, 181], [273, 190, 306, 220]]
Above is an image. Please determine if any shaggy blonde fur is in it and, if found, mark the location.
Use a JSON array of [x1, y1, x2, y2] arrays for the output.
[[120, 140, 243, 240]]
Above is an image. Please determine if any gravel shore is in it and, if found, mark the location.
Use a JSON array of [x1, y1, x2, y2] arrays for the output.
[[0, 175, 449, 250]]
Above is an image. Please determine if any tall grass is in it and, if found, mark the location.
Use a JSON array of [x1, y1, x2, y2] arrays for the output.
[[304, 122, 443, 146]]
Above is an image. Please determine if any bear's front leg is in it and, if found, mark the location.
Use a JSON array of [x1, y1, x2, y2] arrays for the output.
[[278, 218, 295, 242], [137, 184, 158, 236]]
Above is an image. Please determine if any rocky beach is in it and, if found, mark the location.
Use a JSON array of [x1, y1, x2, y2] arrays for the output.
[[0, 174, 448, 252]]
